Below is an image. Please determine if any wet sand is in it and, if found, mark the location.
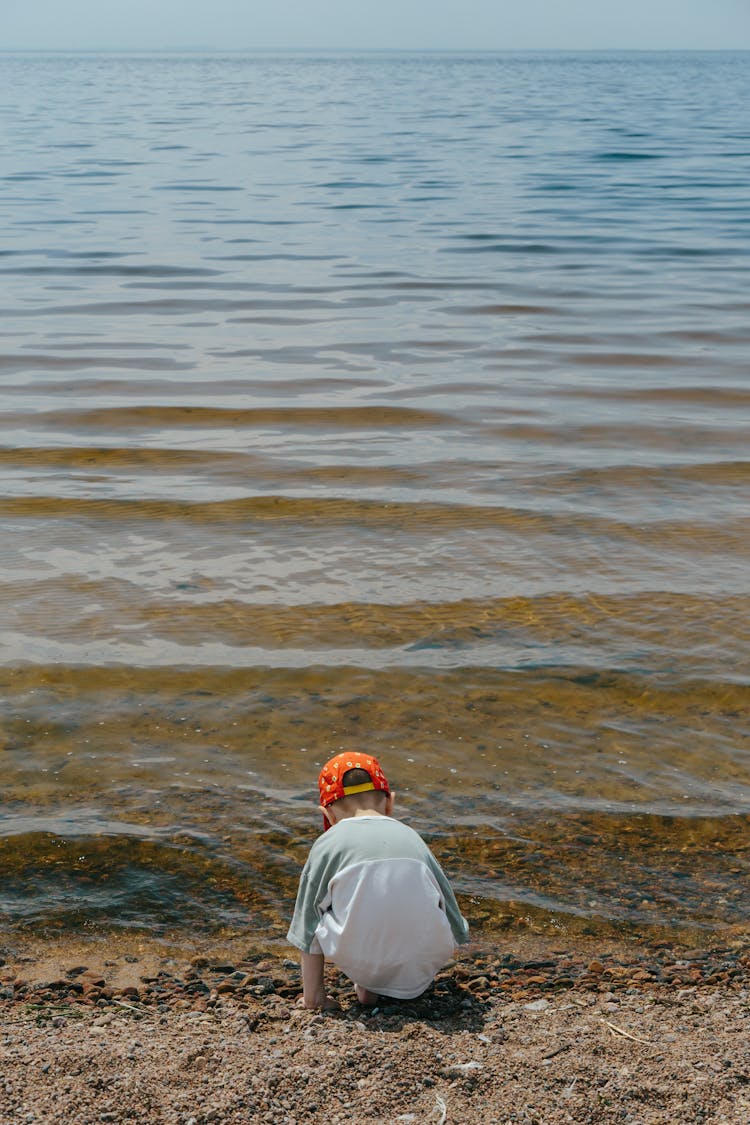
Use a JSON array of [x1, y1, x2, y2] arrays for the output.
[[1, 932, 749, 1123]]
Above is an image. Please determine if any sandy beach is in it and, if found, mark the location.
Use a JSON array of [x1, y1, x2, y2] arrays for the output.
[[1, 932, 749, 1124]]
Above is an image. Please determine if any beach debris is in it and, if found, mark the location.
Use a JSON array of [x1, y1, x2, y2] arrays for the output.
[[524, 998, 550, 1012], [434, 1095, 448, 1125], [446, 1060, 483, 1075], [562, 1077, 578, 1099], [601, 1019, 654, 1047], [542, 1043, 571, 1061], [112, 999, 144, 1014]]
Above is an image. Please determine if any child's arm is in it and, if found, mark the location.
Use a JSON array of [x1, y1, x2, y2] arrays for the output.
[[300, 952, 340, 1011]]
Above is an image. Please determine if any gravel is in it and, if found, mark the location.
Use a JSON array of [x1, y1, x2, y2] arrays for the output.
[[1, 935, 749, 1123]]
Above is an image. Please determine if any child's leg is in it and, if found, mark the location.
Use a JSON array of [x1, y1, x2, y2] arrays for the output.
[[354, 984, 379, 1005], [299, 951, 340, 1010]]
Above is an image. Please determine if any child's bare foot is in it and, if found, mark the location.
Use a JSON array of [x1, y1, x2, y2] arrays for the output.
[[355, 984, 379, 1005], [296, 994, 341, 1011]]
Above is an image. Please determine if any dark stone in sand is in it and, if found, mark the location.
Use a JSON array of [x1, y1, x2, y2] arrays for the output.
[[185, 980, 210, 995]]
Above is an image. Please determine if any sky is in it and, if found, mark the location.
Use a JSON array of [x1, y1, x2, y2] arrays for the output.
[[3, 0, 750, 52]]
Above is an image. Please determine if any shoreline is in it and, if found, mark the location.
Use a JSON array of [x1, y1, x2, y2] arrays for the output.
[[3, 929, 750, 1001], [2, 932, 749, 1123]]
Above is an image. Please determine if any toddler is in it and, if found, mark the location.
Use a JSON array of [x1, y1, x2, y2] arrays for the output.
[[287, 751, 469, 1008]]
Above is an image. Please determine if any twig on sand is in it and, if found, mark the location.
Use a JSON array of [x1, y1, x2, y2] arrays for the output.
[[543, 1043, 571, 1061], [601, 1019, 654, 1047], [434, 1094, 447, 1125], [112, 999, 145, 1014]]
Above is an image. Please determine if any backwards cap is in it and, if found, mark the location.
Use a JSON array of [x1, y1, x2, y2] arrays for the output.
[[318, 752, 390, 831]]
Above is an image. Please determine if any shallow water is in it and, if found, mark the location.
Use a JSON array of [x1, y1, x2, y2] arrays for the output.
[[1, 50, 749, 945]]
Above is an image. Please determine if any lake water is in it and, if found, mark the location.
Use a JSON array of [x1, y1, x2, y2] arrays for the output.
[[1, 50, 749, 946]]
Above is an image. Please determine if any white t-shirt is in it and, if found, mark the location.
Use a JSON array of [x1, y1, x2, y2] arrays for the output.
[[287, 815, 469, 999]]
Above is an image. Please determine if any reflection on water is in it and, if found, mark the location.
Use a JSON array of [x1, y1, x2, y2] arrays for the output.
[[1, 50, 749, 944]]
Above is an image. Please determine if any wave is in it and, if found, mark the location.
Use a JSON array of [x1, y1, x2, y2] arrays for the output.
[[2, 493, 748, 546], [0, 354, 194, 372], [2, 585, 747, 661], [1, 810, 748, 937], [555, 385, 750, 405], [1, 403, 452, 430]]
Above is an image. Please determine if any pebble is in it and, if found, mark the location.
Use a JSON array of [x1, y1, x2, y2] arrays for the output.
[[1, 943, 748, 1045]]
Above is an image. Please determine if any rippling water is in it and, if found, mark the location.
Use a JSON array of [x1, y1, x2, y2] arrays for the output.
[[1, 51, 749, 945]]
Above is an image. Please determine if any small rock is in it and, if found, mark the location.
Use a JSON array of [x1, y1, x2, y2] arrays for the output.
[[524, 998, 550, 1012], [82, 974, 106, 987]]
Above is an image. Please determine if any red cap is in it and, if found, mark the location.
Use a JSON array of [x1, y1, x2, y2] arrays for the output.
[[318, 752, 390, 831]]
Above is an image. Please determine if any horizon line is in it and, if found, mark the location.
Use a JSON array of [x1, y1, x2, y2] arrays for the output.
[[2, 45, 749, 55]]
